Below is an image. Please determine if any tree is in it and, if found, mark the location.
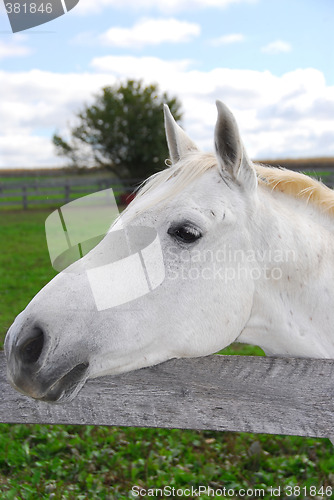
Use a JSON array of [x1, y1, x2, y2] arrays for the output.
[[53, 80, 182, 180]]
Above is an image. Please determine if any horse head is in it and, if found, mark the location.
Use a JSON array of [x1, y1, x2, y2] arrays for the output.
[[5, 101, 262, 402]]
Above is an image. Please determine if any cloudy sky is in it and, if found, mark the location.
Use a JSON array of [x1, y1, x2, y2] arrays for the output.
[[0, 0, 333, 168]]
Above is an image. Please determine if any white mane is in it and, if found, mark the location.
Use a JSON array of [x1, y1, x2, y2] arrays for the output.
[[123, 152, 334, 221]]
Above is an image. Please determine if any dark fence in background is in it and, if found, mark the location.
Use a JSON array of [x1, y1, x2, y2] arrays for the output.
[[0, 177, 141, 209]]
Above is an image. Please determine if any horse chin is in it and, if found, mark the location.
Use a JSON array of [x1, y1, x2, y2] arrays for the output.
[[39, 362, 90, 403], [9, 362, 89, 404]]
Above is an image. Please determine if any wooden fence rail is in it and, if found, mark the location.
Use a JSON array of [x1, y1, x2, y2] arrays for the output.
[[0, 177, 141, 209], [0, 352, 333, 439]]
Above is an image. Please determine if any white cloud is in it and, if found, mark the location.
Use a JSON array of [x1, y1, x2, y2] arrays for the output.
[[0, 35, 32, 60], [210, 33, 245, 46], [74, 0, 257, 15], [91, 55, 194, 76], [0, 70, 118, 167], [0, 135, 60, 168], [100, 18, 201, 48], [261, 40, 292, 54], [1, 60, 334, 167]]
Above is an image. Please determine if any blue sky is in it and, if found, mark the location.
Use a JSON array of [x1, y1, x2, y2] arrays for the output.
[[0, 0, 333, 167]]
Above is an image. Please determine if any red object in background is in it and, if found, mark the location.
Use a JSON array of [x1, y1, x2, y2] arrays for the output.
[[120, 192, 136, 206]]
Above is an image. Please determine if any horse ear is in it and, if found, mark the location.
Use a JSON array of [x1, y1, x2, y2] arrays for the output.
[[214, 100, 257, 191], [164, 104, 199, 164]]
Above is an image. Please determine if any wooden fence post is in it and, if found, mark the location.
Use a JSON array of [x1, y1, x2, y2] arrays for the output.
[[22, 185, 28, 210], [64, 183, 70, 204]]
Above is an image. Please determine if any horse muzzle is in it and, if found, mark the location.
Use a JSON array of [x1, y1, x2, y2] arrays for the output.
[[5, 316, 89, 403]]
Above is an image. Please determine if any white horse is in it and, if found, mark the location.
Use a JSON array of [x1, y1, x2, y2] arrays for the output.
[[5, 101, 334, 403]]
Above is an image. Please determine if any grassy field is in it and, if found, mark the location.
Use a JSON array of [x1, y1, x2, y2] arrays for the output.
[[0, 210, 334, 499]]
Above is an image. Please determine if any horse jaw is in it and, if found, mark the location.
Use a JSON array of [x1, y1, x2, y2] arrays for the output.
[[236, 188, 334, 359]]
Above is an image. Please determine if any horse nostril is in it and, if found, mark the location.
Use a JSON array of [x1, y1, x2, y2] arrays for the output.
[[19, 328, 45, 364]]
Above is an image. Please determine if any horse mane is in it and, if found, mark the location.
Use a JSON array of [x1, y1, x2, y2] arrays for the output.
[[123, 152, 334, 220], [255, 163, 334, 215]]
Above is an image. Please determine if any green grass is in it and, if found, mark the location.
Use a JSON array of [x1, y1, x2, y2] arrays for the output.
[[0, 210, 57, 341], [0, 425, 333, 499], [0, 210, 333, 499]]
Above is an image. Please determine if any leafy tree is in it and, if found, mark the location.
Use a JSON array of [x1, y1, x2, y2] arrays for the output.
[[53, 80, 182, 180]]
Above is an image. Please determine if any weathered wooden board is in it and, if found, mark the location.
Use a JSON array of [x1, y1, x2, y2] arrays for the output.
[[0, 351, 333, 438]]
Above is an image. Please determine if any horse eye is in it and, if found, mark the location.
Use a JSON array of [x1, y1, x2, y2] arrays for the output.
[[168, 224, 202, 244]]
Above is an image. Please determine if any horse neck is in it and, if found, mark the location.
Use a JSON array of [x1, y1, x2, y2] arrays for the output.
[[237, 187, 334, 358]]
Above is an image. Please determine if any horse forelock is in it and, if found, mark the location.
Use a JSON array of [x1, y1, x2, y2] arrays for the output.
[[120, 152, 218, 223]]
